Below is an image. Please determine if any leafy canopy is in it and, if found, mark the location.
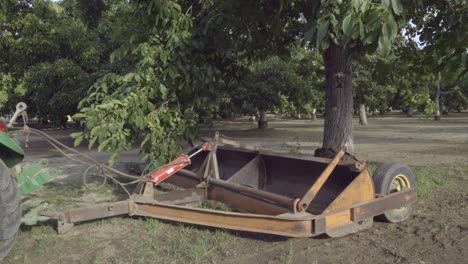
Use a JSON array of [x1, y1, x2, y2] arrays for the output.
[[73, 0, 206, 166], [303, 0, 406, 55]]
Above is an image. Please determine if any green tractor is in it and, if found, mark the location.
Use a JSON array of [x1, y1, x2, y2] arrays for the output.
[[0, 103, 26, 260], [0, 103, 56, 260]]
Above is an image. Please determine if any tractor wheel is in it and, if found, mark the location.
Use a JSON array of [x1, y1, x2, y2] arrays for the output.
[[372, 162, 416, 223], [0, 159, 21, 261]]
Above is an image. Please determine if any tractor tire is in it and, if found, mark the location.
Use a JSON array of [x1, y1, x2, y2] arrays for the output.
[[0, 159, 21, 261], [372, 162, 416, 223]]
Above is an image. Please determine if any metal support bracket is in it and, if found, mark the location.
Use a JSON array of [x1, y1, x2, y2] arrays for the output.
[[297, 149, 346, 212]]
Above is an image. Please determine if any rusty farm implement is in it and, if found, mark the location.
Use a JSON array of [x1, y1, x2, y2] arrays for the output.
[[0, 103, 416, 260]]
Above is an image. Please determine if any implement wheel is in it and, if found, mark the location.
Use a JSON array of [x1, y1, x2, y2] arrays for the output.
[[372, 162, 416, 223], [0, 159, 21, 261]]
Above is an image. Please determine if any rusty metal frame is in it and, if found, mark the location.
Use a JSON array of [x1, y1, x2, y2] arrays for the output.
[[41, 188, 416, 237], [41, 144, 417, 238]]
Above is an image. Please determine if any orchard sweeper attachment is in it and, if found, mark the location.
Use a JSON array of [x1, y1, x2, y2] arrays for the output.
[[40, 133, 417, 238], [0, 102, 417, 262]]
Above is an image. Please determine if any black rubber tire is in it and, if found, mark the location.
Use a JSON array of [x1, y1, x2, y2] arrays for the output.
[[372, 162, 416, 223], [0, 159, 21, 261]]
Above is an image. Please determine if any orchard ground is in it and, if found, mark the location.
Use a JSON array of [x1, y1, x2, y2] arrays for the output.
[[3, 113, 468, 264]]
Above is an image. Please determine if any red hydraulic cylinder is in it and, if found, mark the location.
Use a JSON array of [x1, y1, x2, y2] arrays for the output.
[[149, 143, 209, 186], [149, 155, 191, 186]]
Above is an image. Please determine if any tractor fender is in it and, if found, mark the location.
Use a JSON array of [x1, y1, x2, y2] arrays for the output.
[[0, 131, 24, 168]]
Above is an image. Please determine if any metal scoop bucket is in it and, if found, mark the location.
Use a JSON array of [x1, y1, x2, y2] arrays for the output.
[[169, 143, 375, 216]]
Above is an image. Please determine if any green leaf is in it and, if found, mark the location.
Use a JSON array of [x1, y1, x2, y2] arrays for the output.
[[109, 152, 120, 166], [98, 138, 111, 152], [342, 14, 353, 36], [377, 35, 391, 55], [330, 15, 338, 28], [364, 30, 378, 45], [366, 11, 381, 29], [140, 133, 151, 148], [73, 136, 84, 147], [304, 25, 316, 42], [173, 3, 181, 12], [316, 20, 330, 49], [391, 0, 403, 15], [382, 0, 390, 9], [387, 15, 398, 39], [352, 0, 362, 11], [123, 73, 135, 82], [88, 136, 97, 149], [351, 21, 360, 39], [72, 112, 86, 119], [102, 82, 108, 93], [159, 83, 167, 95], [70, 131, 84, 139], [359, 20, 365, 40], [361, 0, 369, 13], [382, 22, 390, 38], [90, 126, 100, 136], [321, 39, 330, 50]]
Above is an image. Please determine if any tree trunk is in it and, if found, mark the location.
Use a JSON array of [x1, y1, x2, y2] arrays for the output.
[[258, 109, 267, 129], [61, 116, 68, 129], [434, 72, 441, 121], [359, 103, 368, 125], [312, 108, 317, 121], [434, 86, 441, 120], [316, 42, 354, 157], [406, 106, 413, 117]]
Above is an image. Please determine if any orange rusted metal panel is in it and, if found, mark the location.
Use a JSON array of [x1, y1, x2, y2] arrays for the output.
[[324, 210, 352, 230], [323, 167, 375, 214], [135, 202, 314, 237]]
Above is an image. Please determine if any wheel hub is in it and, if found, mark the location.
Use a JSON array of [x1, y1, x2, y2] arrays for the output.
[[390, 174, 411, 193]]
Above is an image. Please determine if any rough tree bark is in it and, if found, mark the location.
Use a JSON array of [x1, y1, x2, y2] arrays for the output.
[[434, 85, 441, 120], [434, 72, 441, 121], [315, 42, 354, 157], [359, 103, 368, 125], [258, 109, 268, 129]]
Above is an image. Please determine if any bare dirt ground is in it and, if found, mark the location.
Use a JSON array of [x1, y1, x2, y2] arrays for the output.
[[3, 113, 468, 264]]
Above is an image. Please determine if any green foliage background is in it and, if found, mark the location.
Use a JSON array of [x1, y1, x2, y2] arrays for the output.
[[0, 0, 466, 165]]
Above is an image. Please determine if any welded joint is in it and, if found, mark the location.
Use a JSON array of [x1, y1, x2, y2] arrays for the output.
[[314, 217, 327, 235], [128, 200, 137, 216]]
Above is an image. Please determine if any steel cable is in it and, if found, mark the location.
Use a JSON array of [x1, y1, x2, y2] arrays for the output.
[[10, 127, 186, 197]]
